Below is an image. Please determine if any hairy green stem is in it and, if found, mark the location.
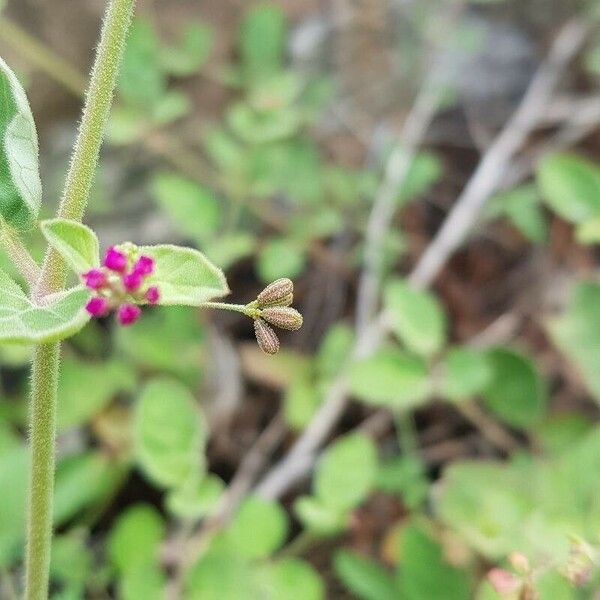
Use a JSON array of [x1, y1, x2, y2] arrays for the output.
[[201, 301, 256, 317], [25, 344, 60, 600], [25, 1, 136, 598], [35, 0, 136, 298]]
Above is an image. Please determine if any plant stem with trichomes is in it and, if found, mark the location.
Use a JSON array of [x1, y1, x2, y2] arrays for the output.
[[24, 1, 136, 598]]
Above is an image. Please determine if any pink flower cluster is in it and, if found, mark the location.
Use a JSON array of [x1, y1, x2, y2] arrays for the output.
[[82, 246, 160, 326]]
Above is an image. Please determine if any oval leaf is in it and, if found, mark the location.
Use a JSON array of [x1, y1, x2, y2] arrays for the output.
[[0, 57, 42, 230], [384, 279, 447, 356], [133, 377, 207, 488], [0, 268, 90, 343], [348, 348, 430, 409], [41, 218, 99, 274], [140, 244, 229, 305], [537, 153, 600, 224]]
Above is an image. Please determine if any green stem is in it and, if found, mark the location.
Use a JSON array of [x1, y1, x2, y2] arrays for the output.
[[25, 344, 60, 600], [35, 0, 136, 298], [25, 2, 136, 599], [201, 301, 254, 316]]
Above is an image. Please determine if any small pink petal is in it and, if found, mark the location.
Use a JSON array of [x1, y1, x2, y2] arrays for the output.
[[145, 286, 160, 304], [487, 568, 521, 595], [117, 303, 141, 326], [103, 246, 127, 272], [82, 269, 106, 290], [85, 296, 109, 317], [133, 255, 154, 276], [123, 271, 143, 292]]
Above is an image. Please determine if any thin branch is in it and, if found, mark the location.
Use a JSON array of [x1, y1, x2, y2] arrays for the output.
[[0, 221, 41, 289], [408, 19, 589, 290], [354, 1, 464, 332], [254, 19, 588, 501]]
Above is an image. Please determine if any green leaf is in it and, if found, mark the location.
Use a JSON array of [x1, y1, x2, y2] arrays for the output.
[[227, 102, 301, 143], [376, 456, 428, 509], [140, 244, 229, 306], [184, 538, 264, 600], [107, 504, 165, 574], [398, 525, 470, 600], [166, 474, 224, 520], [150, 173, 221, 243], [314, 433, 377, 511], [134, 378, 207, 488], [57, 358, 136, 430], [228, 496, 288, 559], [151, 90, 191, 125], [487, 184, 547, 243], [284, 376, 320, 430], [41, 218, 99, 274], [256, 238, 306, 283], [434, 461, 535, 560], [160, 22, 213, 76], [348, 348, 430, 409], [293, 496, 347, 536], [440, 347, 493, 401], [260, 558, 324, 600], [0, 268, 90, 343], [334, 550, 398, 600], [575, 215, 600, 244], [396, 152, 442, 206], [537, 153, 600, 223], [53, 452, 124, 525], [482, 348, 547, 428], [117, 306, 204, 385], [316, 322, 354, 381], [547, 281, 600, 403], [239, 5, 286, 84], [535, 414, 594, 455], [119, 564, 166, 600], [50, 533, 92, 589], [384, 279, 446, 356], [0, 56, 42, 230]]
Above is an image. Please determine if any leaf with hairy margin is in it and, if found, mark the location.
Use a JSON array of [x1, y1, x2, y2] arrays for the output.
[[0, 57, 42, 230]]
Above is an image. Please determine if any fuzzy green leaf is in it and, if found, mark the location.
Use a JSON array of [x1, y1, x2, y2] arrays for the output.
[[0, 57, 42, 230], [547, 282, 600, 403], [134, 378, 207, 488], [537, 153, 600, 223], [0, 268, 90, 343], [314, 433, 377, 511], [334, 550, 398, 600], [41, 218, 99, 274], [348, 348, 430, 409], [228, 496, 288, 559], [384, 279, 447, 356], [140, 244, 229, 306], [482, 348, 547, 428]]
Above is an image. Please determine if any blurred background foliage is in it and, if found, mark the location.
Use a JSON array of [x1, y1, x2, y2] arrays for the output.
[[0, 0, 599, 598]]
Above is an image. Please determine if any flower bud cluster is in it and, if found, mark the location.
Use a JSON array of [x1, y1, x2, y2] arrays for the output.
[[252, 278, 303, 354], [82, 245, 160, 326]]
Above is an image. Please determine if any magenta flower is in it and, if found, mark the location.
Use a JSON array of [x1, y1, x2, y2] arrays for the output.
[[117, 303, 141, 326], [133, 255, 154, 276], [83, 246, 158, 327], [85, 296, 109, 317], [145, 286, 160, 304], [103, 246, 127, 272], [123, 270, 143, 292], [82, 268, 106, 290]]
